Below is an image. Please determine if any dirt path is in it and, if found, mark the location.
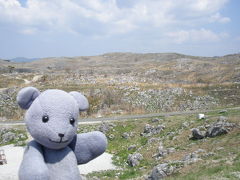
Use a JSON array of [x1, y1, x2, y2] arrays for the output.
[[15, 77, 31, 84], [15, 75, 43, 85]]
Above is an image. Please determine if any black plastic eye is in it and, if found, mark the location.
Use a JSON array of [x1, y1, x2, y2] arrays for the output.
[[70, 118, 75, 125], [42, 115, 49, 123]]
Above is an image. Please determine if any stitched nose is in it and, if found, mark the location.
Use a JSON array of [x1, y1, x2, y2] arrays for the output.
[[58, 133, 64, 138]]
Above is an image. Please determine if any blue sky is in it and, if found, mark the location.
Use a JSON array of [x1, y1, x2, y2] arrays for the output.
[[0, 0, 239, 59]]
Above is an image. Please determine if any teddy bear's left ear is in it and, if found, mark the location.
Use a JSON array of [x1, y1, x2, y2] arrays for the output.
[[17, 87, 40, 110], [69, 91, 89, 111]]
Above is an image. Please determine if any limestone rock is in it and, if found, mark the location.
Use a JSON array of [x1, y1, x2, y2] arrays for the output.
[[191, 128, 205, 140], [98, 122, 115, 134], [128, 145, 137, 151], [127, 153, 143, 167], [149, 163, 175, 180], [205, 119, 235, 138], [142, 124, 165, 136], [122, 132, 130, 139], [183, 151, 202, 165]]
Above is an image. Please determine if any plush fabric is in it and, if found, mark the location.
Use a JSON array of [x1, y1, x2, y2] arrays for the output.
[[69, 131, 108, 164], [69, 91, 89, 111], [17, 87, 107, 180], [17, 87, 40, 109]]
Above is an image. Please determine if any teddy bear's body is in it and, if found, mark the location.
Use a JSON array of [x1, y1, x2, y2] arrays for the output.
[[44, 145, 80, 180], [17, 87, 107, 180], [19, 140, 81, 180]]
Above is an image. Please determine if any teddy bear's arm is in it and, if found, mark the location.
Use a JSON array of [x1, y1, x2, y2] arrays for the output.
[[69, 131, 107, 164], [19, 140, 50, 180]]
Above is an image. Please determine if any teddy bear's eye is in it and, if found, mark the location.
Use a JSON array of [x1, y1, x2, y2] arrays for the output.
[[42, 115, 49, 123], [69, 118, 75, 125]]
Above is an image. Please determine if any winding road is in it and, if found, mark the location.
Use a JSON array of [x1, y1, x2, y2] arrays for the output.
[[1, 107, 239, 126]]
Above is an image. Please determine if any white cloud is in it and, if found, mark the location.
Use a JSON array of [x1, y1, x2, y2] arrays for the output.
[[190, 0, 228, 13], [0, 0, 230, 35], [209, 13, 230, 23], [167, 28, 229, 44], [20, 27, 37, 35]]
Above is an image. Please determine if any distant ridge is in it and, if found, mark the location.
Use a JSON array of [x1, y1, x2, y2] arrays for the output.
[[10, 57, 39, 63], [6, 52, 240, 63]]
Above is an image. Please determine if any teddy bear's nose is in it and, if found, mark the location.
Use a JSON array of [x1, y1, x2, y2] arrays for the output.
[[58, 133, 65, 138]]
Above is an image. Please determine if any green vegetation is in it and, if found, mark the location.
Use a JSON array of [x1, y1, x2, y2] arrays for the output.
[[82, 109, 240, 179], [1, 109, 239, 179]]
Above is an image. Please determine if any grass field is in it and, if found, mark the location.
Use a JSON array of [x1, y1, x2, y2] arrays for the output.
[[77, 109, 240, 179]]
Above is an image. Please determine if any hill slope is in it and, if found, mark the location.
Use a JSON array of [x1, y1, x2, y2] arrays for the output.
[[1, 52, 240, 84], [0, 52, 240, 121], [79, 108, 240, 179]]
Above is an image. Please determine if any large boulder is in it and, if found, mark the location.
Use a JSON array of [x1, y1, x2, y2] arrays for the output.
[[205, 118, 235, 138], [190, 117, 236, 140]]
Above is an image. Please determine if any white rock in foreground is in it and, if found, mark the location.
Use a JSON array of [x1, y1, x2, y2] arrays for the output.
[[79, 153, 117, 174], [198, 114, 205, 120], [0, 145, 24, 180]]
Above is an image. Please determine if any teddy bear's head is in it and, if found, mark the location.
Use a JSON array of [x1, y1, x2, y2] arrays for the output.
[[17, 87, 89, 150]]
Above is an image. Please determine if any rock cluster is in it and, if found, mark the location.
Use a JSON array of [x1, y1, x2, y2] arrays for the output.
[[148, 163, 175, 180], [141, 124, 165, 137], [147, 137, 161, 144], [191, 117, 236, 140], [98, 122, 115, 134], [231, 172, 240, 179], [205, 117, 235, 137], [147, 148, 209, 179], [153, 143, 175, 160], [121, 86, 218, 113], [127, 153, 143, 167], [179, 95, 218, 112], [122, 132, 134, 139], [0, 87, 19, 120], [123, 87, 183, 112], [183, 151, 202, 165], [191, 128, 205, 140], [0, 127, 27, 145]]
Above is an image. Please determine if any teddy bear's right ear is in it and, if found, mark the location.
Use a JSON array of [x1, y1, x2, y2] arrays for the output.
[[69, 91, 89, 112], [17, 87, 40, 109]]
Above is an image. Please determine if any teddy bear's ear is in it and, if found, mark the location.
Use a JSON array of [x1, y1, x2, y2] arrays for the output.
[[17, 87, 40, 110], [69, 91, 89, 111]]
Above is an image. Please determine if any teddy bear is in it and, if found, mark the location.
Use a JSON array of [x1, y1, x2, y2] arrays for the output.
[[17, 87, 107, 180]]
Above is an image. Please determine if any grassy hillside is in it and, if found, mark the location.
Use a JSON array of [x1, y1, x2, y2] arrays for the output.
[[79, 108, 240, 179], [1, 108, 238, 179]]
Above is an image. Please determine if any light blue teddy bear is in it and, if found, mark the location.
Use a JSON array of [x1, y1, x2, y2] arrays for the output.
[[17, 87, 107, 180]]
